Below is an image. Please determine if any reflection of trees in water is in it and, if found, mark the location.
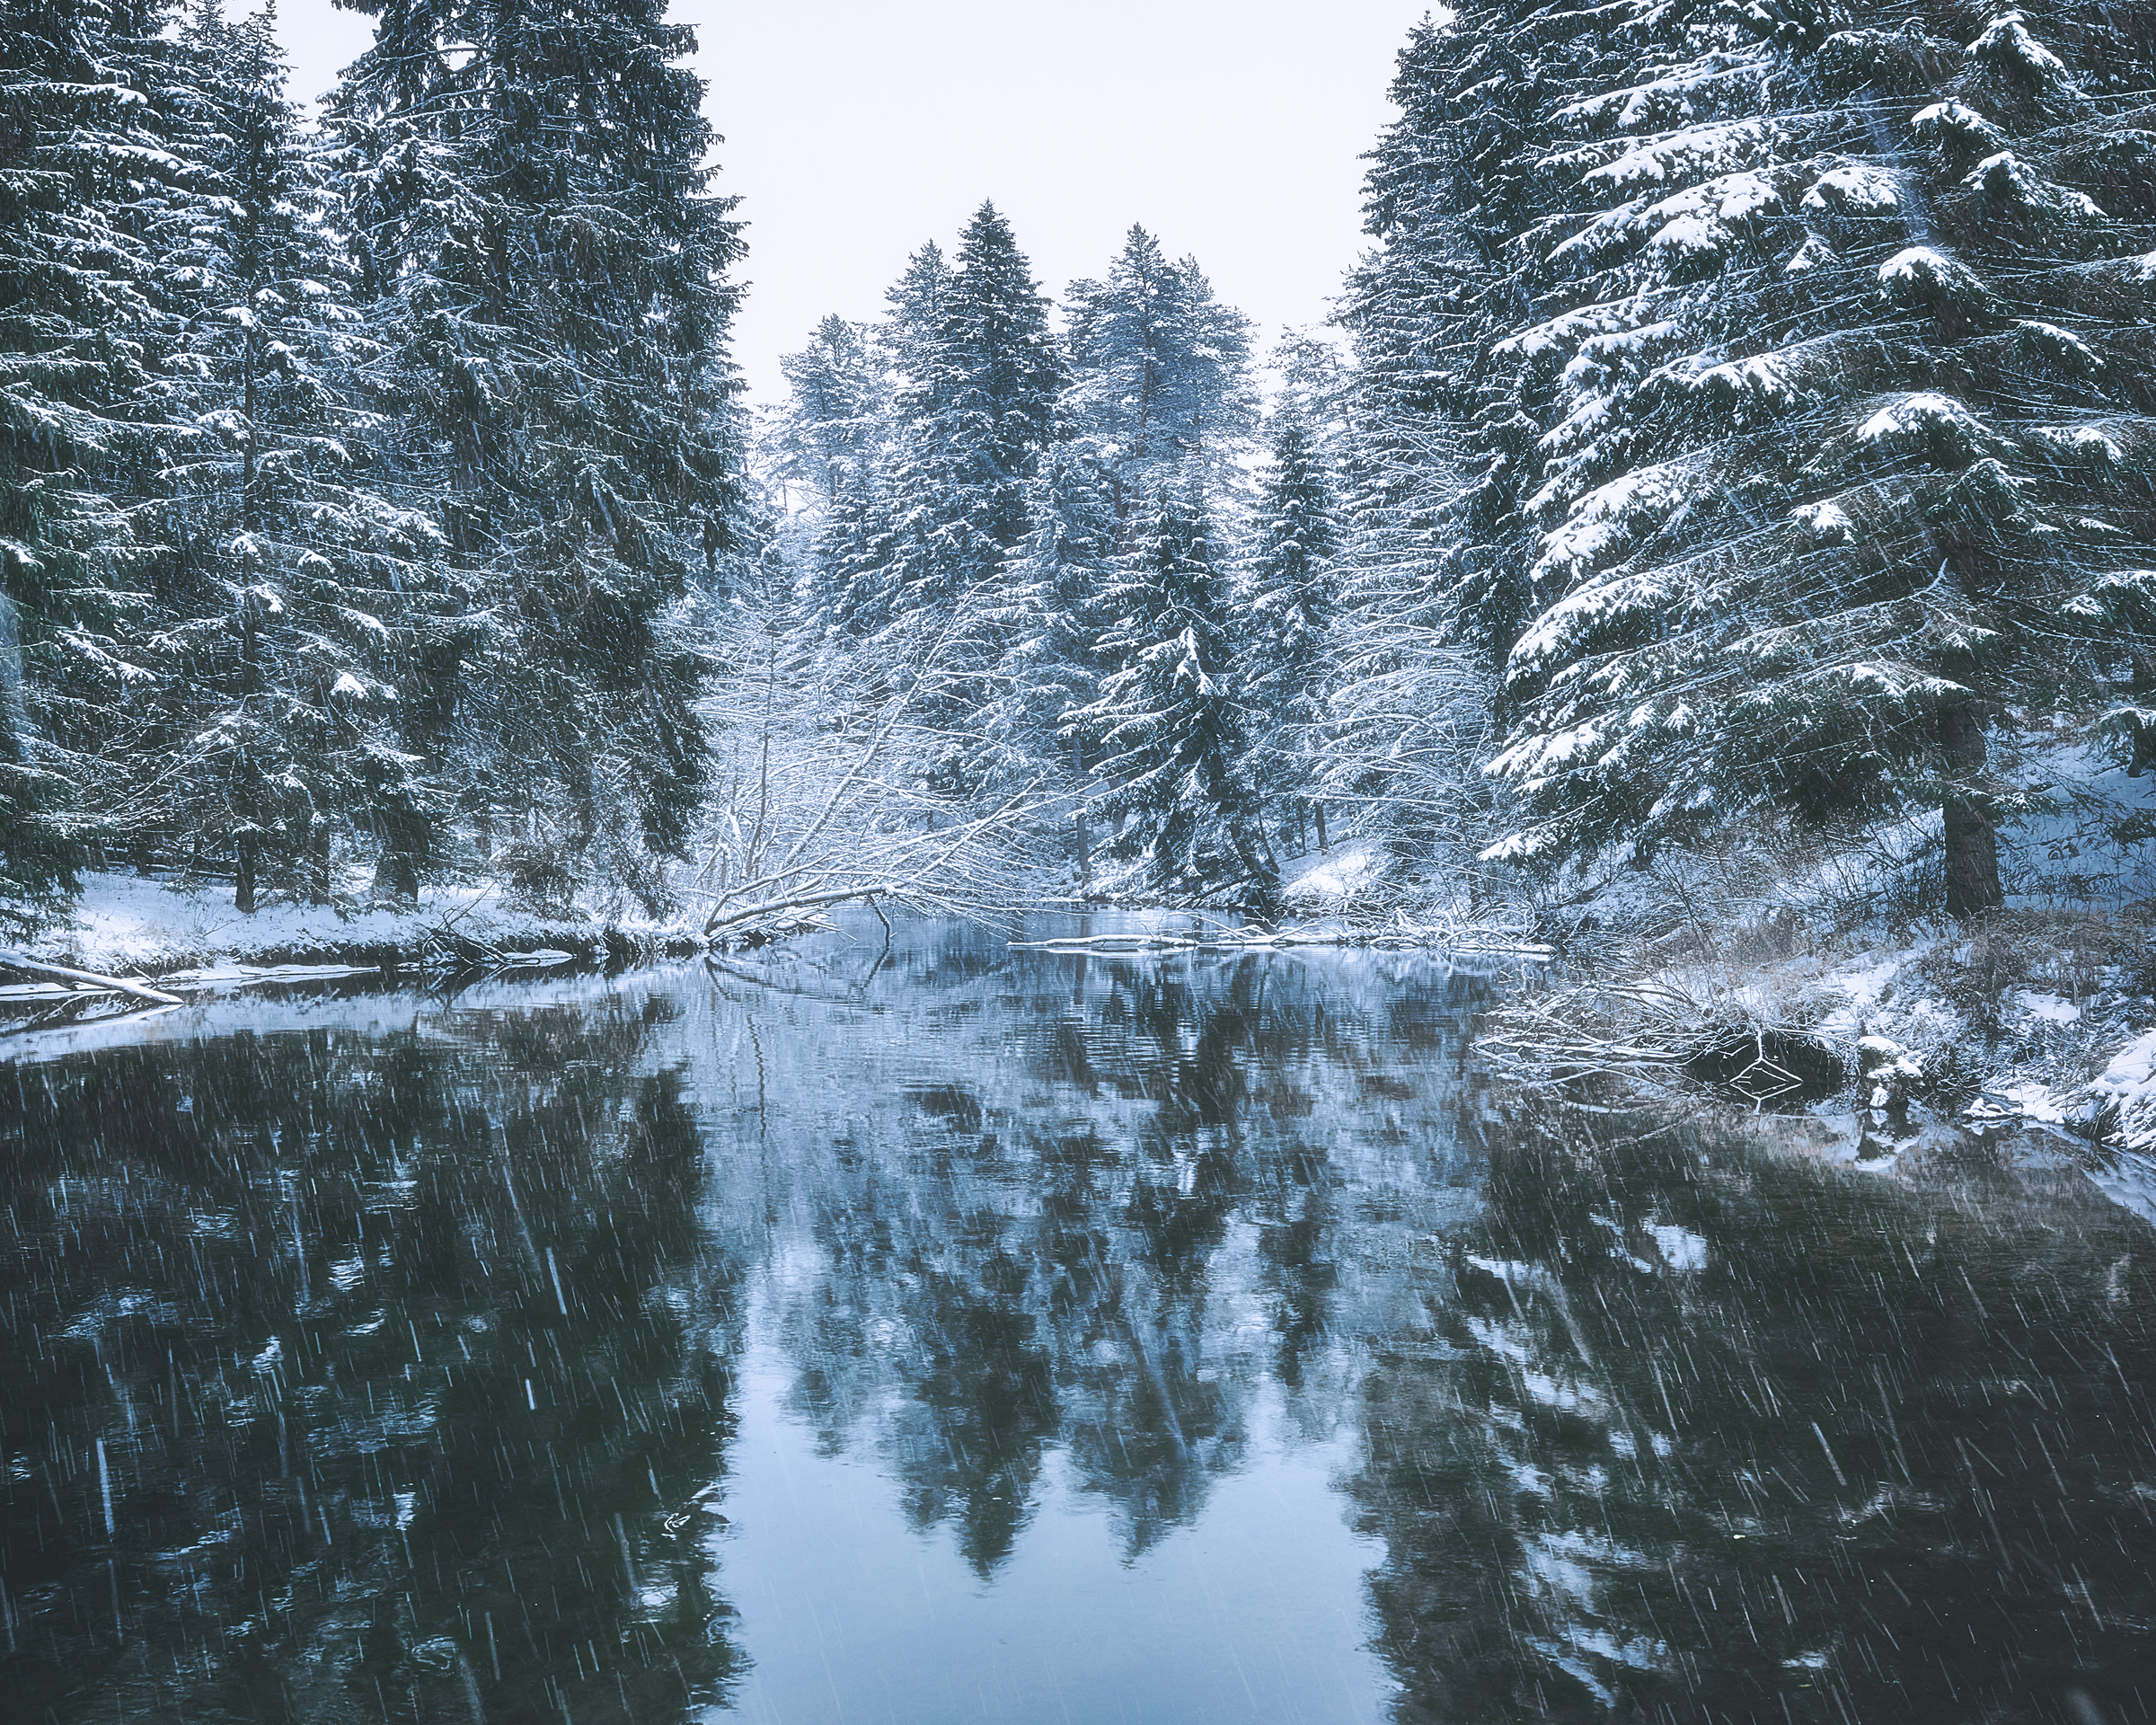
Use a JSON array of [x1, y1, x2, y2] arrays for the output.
[[738, 931, 1497, 1569], [1352, 1105, 2156, 1722], [0, 1000, 742, 1725], [34, 926, 2134, 1724]]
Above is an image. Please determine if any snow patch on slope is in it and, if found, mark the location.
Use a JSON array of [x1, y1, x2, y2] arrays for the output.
[[1282, 838, 1386, 905], [39, 871, 603, 975]]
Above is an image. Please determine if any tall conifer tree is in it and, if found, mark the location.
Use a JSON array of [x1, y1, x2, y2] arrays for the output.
[[1362, 0, 2156, 913], [1244, 417, 1341, 831], [0, 0, 172, 920], [1064, 227, 1257, 510], [331, 0, 745, 902], [130, 2, 437, 909], [1079, 485, 1273, 901], [879, 202, 1060, 621]]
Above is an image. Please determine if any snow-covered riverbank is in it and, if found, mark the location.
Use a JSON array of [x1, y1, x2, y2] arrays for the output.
[[13, 871, 697, 980]]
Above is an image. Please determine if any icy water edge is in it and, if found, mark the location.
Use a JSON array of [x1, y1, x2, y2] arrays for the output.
[[3, 915, 2152, 1724]]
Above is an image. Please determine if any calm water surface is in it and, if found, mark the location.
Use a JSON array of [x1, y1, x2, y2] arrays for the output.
[[3, 915, 2153, 1724]]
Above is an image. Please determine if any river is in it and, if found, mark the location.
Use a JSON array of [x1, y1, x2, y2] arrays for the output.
[[2, 915, 2152, 1723]]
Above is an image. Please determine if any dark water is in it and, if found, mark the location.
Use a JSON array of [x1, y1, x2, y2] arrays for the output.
[[3, 916, 2153, 1725]]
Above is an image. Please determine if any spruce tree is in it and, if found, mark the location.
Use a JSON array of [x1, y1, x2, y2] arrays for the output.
[[815, 224, 1058, 644], [1078, 485, 1273, 902], [1243, 416, 1340, 835], [770, 314, 881, 513], [969, 441, 1121, 804], [331, 0, 745, 904], [1367, 0, 2156, 913], [1063, 226, 1258, 510], [130, 1, 435, 910], [878, 202, 1061, 622], [0, 0, 172, 921], [877, 241, 954, 384]]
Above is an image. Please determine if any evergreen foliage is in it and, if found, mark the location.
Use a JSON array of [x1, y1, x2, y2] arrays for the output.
[[332, 0, 744, 904], [13, 0, 2152, 936], [769, 314, 882, 512], [1063, 226, 1258, 507], [132, 2, 436, 910], [0, 0, 749, 926], [0, 0, 172, 920], [1243, 417, 1340, 826], [968, 441, 1121, 801], [1356, 0, 2156, 911], [877, 202, 1061, 622], [1078, 485, 1273, 899]]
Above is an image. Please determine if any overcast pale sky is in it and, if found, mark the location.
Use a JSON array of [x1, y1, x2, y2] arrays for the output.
[[273, 1, 1433, 403]]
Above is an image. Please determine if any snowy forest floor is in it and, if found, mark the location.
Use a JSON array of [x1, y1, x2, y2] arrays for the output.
[[14, 871, 698, 983], [1476, 737, 2156, 1227]]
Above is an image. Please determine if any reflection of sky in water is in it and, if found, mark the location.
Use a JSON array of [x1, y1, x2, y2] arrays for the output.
[[3, 912, 2153, 1724], [718, 1305, 1389, 1725]]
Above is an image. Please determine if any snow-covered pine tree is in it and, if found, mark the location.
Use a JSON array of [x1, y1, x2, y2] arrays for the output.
[[0, 0, 173, 921], [1243, 416, 1340, 838], [1268, 332, 1354, 464], [877, 240, 955, 384], [878, 202, 1061, 623], [1317, 19, 1539, 880], [1062, 226, 1258, 511], [331, 0, 745, 907], [1335, 15, 1507, 650], [1078, 484, 1274, 902], [130, 1, 440, 910], [816, 205, 1059, 775], [768, 315, 882, 514], [1379, 0, 2156, 913], [811, 243, 949, 635], [968, 440, 1121, 808]]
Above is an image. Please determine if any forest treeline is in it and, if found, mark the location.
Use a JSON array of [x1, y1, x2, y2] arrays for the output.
[[4, 0, 2153, 936], [2, 0, 737, 929]]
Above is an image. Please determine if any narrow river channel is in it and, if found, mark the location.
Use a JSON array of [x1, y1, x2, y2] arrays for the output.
[[3, 916, 2152, 1723]]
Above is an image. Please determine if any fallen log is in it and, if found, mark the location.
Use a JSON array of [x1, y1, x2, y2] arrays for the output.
[[0, 950, 184, 1007]]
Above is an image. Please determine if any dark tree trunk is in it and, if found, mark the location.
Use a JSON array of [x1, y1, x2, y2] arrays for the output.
[[234, 596, 261, 915], [1313, 801, 1330, 855], [305, 815, 330, 909], [372, 798, 426, 905], [234, 827, 257, 916], [374, 844, 420, 905], [1940, 700, 2002, 916]]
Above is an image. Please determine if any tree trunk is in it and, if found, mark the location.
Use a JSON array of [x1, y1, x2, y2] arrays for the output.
[[234, 595, 261, 914], [374, 843, 419, 905], [235, 826, 258, 916], [305, 815, 330, 909], [1313, 801, 1330, 855], [1940, 700, 2002, 916]]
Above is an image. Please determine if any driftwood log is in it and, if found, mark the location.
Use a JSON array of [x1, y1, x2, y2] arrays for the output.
[[0, 950, 184, 1007]]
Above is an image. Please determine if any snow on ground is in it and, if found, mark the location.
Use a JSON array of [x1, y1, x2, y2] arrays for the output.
[[1280, 836, 1387, 905], [1502, 725, 2156, 1233], [30, 871, 599, 976], [2081, 1031, 2156, 1154]]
